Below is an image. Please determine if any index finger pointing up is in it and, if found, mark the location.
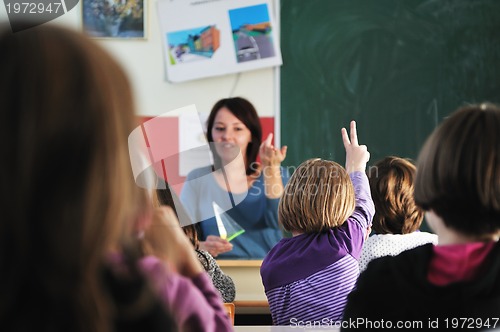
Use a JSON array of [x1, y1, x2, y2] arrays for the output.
[[350, 120, 359, 146]]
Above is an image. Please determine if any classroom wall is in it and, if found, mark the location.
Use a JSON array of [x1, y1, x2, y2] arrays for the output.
[[0, 0, 278, 118]]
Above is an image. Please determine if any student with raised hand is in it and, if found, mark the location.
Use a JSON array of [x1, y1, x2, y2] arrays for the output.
[[260, 121, 374, 325], [358, 156, 437, 272], [180, 97, 289, 258], [342, 104, 500, 330], [0, 23, 175, 332]]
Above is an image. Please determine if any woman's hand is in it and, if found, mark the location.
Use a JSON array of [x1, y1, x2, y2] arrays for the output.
[[199, 235, 233, 257], [341, 120, 370, 173], [259, 133, 287, 167], [259, 133, 287, 198], [144, 207, 204, 278]]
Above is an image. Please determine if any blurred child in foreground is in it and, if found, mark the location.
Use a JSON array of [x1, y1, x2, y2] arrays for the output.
[[343, 104, 500, 329]]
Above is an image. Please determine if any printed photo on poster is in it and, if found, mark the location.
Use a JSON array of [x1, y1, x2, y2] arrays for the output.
[[167, 25, 220, 65], [82, 0, 147, 39], [229, 4, 276, 63]]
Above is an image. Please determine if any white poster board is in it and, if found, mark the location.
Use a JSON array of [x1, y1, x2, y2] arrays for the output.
[[157, 0, 282, 83]]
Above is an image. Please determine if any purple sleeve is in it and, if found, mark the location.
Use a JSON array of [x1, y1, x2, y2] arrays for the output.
[[139, 256, 232, 332], [342, 171, 375, 259]]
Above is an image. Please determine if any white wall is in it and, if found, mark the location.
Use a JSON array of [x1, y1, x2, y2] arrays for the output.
[[0, 0, 278, 117]]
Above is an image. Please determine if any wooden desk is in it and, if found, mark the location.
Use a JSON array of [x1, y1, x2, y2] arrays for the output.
[[217, 260, 270, 314]]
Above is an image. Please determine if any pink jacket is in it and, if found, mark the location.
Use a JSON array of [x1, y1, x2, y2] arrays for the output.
[[139, 255, 233, 332]]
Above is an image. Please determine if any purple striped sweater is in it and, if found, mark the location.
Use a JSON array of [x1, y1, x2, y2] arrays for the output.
[[260, 172, 374, 325]]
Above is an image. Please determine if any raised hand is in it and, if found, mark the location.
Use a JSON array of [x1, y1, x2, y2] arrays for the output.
[[341, 120, 370, 173], [259, 133, 287, 198], [259, 133, 287, 167]]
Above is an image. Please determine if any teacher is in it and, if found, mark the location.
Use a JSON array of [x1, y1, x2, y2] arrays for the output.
[[181, 97, 288, 258]]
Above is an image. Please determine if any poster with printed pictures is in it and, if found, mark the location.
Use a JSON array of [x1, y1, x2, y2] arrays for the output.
[[157, 0, 282, 83]]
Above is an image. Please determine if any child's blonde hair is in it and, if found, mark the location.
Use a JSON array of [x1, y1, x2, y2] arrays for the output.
[[279, 158, 355, 233]]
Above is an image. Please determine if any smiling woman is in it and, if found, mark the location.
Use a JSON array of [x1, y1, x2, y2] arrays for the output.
[[180, 97, 290, 259]]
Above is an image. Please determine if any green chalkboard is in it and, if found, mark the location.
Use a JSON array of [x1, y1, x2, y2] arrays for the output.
[[280, 0, 500, 168]]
